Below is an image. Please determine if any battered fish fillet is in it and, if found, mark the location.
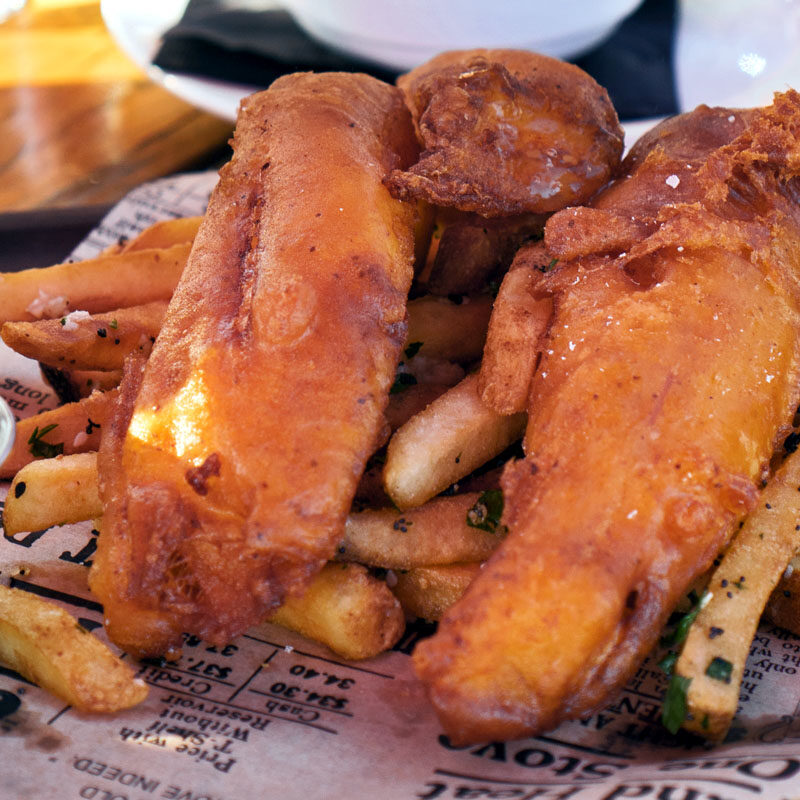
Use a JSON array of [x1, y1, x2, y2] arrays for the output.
[[414, 92, 800, 742], [386, 49, 624, 217], [90, 73, 418, 657]]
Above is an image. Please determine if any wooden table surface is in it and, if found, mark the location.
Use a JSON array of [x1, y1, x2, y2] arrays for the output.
[[0, 0, 233, 213]]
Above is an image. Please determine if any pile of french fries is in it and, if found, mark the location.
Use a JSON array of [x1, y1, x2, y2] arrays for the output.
[[2, 211, 800, 742], [0, 211, 516, 711]]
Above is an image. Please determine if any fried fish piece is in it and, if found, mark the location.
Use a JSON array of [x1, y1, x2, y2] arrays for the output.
[[90, 73, 418, 657], [386, 49, 624, 217], [413, 92, 800, 742]]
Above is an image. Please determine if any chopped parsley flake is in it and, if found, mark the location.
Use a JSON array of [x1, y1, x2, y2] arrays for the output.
[[28, 424, 64, 459], [466, 489, 507, 534], [660, 590, 709, 649], [662, 674, 691, 734], [658, 651, 678, 676], [705, 656, 733, 683], [538, 258, 559, 273], [109, 319, 118, 329]]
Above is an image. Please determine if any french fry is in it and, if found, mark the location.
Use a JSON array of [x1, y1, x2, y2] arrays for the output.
[[3, 454, 500, 573], [383, 373, 526, 510], [406, 294, 492, 363], [0, 243, 190, 324], [268, 563, 405, 660], [121, 216, 202, 252], [39, 365, 123, 403], [3, 452, 101, 535], [0, 585, 148, 712], [9, 290, 482, 374], [338, 493, 503, 569], [672, 448, 800, 740], [0, 388, 117, 479], [384, 382, 454, 432], [479, 245, 554, 415], [2, 301, 167, 371], [392, 563, 481, 621]]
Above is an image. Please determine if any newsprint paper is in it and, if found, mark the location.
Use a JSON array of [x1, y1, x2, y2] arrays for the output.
[[2, 173, 800, 800]]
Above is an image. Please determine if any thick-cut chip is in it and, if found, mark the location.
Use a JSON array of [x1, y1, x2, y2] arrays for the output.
[[338, 493, 503, 569], [91, 73, 419, 658], [121, 216, 202, 252], [384, 382, 455, 433], [0, 585, 148, 712], [392, 563, 481, 621], [386, 49, 623, 217], [673, 448, 800, 740], [268, 563, 405, 660], [2, 457, 500, 576], [383, 373, 525, 510], [0, 388, 117, 479], [0, 244, 189, 324], [478, 243, 554, 415], [405, 294, 492, 363], [2, 301, 166, 371], [40, 365, 122, 404], [3, 452, 101, 535]]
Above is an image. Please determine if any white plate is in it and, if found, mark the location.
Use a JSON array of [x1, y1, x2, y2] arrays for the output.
[[101, 0, 800, 144], [101, 0, 265, 120]]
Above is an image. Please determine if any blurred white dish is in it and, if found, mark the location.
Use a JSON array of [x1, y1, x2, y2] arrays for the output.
[[101, 0, 800, 146], [0, 396, 15, 468], [280, 0, 643, 71]]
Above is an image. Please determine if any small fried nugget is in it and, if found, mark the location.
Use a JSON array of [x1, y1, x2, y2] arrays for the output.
[[387, 49, 623, 217]]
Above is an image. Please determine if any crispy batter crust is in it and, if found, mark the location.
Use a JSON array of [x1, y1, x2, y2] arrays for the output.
[[414, 92, 800, 742], [90, 73, 418, 657], [386, 49, 623, 217]]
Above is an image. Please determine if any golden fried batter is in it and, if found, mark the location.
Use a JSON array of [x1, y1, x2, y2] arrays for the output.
[[386, 49, 624, 217], [90, 73, 418, 658], [414, 92, 800, 742]]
